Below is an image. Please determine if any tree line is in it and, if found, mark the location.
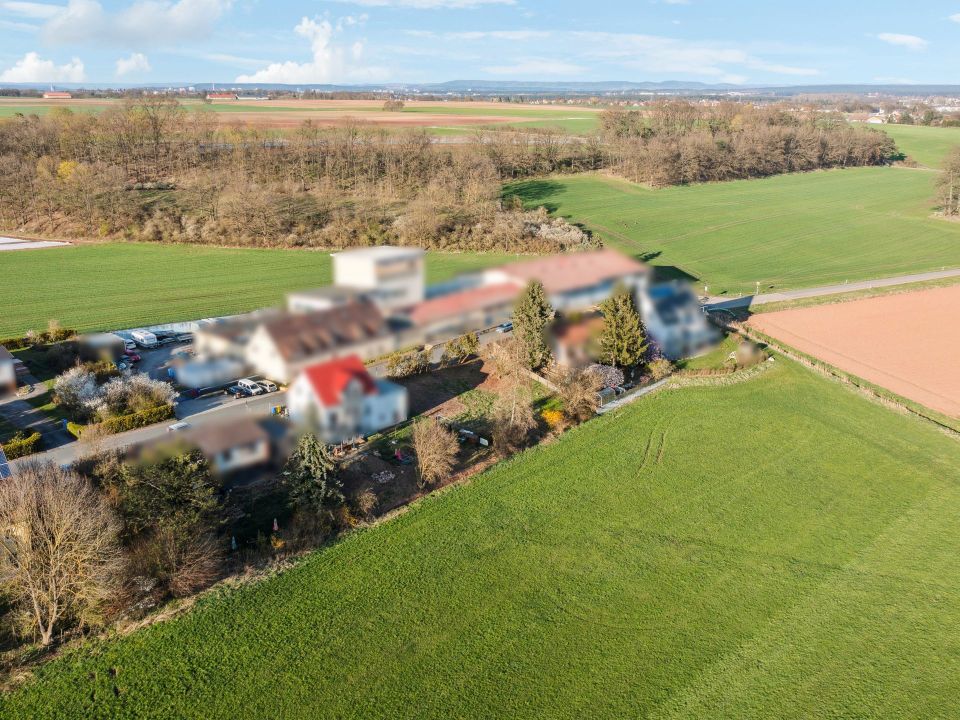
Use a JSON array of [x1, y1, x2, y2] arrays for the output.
[[598, 100, 898, 186], [0, 98, 898, 249], [0, 99, 595, 252]]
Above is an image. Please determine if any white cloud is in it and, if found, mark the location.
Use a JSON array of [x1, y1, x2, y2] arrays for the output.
[[0, 0, 59, 18], [950, 13, 960, 22], [482, 58, 585, 76], [115, 51, 150, 76], [0, 51, 85, 81], [235, 15, 387, 84], [41, 0, 233, 47], [876, 33, 928, 51], [329, 0, 513, 6]]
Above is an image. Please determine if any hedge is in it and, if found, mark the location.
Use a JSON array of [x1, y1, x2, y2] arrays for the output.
[[0, 327, 76, 351], [68, 405, 175, 438], [97, 404, 175, 435], [1, 431, 43, 459]]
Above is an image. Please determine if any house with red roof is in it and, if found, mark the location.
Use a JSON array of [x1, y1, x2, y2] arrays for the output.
[[287, 355, 408, 442]]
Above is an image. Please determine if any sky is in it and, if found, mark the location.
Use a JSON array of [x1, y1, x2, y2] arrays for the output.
[[1, 0, 960, 86]]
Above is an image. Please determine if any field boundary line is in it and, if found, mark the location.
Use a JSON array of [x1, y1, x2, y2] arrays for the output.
[[713, 317, 960, 438]]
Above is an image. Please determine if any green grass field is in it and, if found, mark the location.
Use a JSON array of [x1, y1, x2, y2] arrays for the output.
[[3, 358, 959, 718], [506, 167, 960, 295], [872, 123, 960, 168], [0, 243, 513, 337]]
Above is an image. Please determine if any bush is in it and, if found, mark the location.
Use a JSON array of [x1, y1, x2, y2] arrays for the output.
[[442, 333, 480, 365], [385, 349, 431, 378], [1, 430, 43, 459], [647, 358, 674, 381], [0, 335, 33, 351], [96, 404, 175, 435], [542, 409, 565, 430], [0, 326, 76, 351]]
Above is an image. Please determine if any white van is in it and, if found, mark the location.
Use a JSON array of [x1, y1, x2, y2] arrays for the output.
[[237, 378, 264, 395]]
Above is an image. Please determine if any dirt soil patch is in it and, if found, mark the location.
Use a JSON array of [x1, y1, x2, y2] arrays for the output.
[[749, 284, 960, 417]]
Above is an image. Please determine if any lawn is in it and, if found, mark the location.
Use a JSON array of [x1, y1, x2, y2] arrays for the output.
[[872, 123, 960, 168], [3, 358, 960, 718], [506, 167, 960, 296], [0, 243, 514, 337]]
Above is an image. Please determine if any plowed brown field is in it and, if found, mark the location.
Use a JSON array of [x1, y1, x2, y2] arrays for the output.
[[750, 285, 960, 417]]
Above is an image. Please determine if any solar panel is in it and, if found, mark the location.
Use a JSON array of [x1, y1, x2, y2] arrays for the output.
[[0, 445, 10, 479]]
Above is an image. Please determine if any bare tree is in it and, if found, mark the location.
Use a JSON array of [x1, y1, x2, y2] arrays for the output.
[[938, 146, 960, 216], [0, 462, 124, 645], [484, 339, 537, 455], [411, 417, 459, 488]]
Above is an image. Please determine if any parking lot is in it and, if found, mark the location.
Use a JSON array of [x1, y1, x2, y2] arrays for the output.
[[128, 340, 283, 419]]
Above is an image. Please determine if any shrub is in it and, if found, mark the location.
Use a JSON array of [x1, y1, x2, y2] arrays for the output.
[[385, 349, 431, 378], [442, 333, 480, 365], [96, 404, 175, 435], [647, 358, 674, 381], [412, 418, 459, 487], [352, 488, 378, 520], [53, 366, 100, 421], [1, 430, 43, 459], [587, 363, 625, 389], [98, 374, 176, 419], [0, 335, 33, 351], [67, 421, 86, 439], [541, 409, 565, 430], [557, 367, 602, 424], [83, 359, 120, 384]]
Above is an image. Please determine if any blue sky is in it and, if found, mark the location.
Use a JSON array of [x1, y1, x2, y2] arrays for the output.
[[1, 0, 959, 85]]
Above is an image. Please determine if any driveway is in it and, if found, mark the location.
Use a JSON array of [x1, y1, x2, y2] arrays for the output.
[[0, 376, 74, 452]]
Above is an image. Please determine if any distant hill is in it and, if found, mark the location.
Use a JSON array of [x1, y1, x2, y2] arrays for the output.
[[3, 80, 960, 96]]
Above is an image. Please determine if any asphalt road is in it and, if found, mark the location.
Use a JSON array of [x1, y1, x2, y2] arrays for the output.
[[10, 390, 286, 471], [704, 268, 960, 311]]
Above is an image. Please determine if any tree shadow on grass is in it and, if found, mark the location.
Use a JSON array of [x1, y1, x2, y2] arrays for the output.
[[502, 179, 566, 213]]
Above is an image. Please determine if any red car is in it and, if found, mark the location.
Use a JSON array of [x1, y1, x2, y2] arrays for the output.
[[123, 350, 141, 362]]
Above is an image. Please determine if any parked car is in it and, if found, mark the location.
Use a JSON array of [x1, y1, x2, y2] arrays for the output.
[[167, 421, 190, 432], [124, 350, 141, 362], [257, 380, 279, 393], [237, 378, 264, 395], [123, 340, 137, 351], [496, 322, 513, 334], [115, 361, 128, 371], [228, 385, 250, 399]]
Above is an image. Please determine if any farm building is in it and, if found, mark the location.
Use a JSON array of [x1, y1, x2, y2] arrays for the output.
[[206, 92, 238, 100], [42, 91, 72, 99], [288, 355, 408, 443]]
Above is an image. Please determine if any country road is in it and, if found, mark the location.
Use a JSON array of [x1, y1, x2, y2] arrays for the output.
[[704, 268, 960, 310], [9, 391, 286, 472]]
